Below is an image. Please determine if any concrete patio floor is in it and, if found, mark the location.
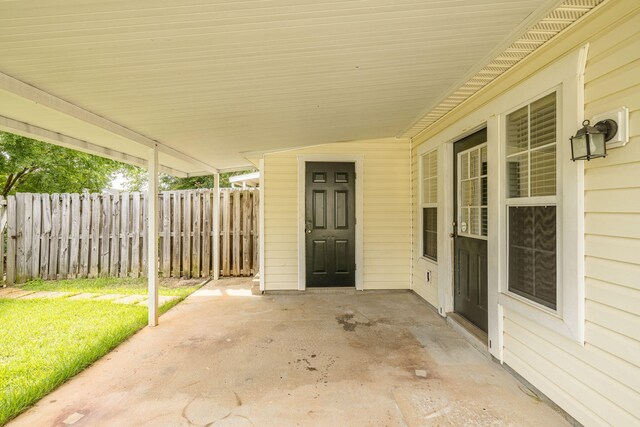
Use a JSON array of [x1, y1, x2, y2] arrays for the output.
[[10, 278, 568, 427]]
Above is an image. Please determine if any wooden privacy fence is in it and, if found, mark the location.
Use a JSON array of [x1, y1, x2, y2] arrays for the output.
[[1, 189, 259, 284]]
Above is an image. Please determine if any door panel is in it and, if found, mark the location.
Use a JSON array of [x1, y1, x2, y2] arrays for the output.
[[454, 129, 489, 332], [306, 162, 356, 287], [312, 240, 327, 273]]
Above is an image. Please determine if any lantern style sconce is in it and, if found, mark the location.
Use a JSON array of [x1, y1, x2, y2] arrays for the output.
[[570, 119, 617, 161]]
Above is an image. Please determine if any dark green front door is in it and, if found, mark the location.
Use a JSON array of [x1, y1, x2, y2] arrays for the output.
[[453, 129, 489, 332], [305, 162, 355, 287]]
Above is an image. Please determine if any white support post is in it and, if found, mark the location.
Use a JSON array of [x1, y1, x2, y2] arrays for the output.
[[213, 173, 220, 280], [148, 145, 159, 327]]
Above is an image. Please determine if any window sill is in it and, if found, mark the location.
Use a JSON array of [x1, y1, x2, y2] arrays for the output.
[[498, 292, 582, 344], [418, 256, 438, 265]]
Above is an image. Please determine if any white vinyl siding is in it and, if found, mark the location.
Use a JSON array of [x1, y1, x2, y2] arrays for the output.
[[500, 4, 640, 426], [410, 1, 640, 425], [263, 138, 411, 290]]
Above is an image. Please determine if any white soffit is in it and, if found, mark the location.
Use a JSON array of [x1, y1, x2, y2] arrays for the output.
[[0, 0, 566, 170], [402, 0, 605, 139]]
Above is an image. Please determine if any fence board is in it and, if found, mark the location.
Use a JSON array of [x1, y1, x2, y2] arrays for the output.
[[182, 192, 191, 278], [48, 195, 60, 279], [15, 194, 25, 282], [59, 194, 72, 277], [80, 192, 90, 277], [192, 191, 201, 277], [131, 192, 141, 278], [110, 194, 121, 276], [222, 191, 231, 276], [172, 192, 181, 277], [232, 191, 241, 276], [242, 191, 251, 276], [100, 193, 111, 276], [89, 193, 100, 278], [39, 196, 51, 279], [6, 196, 16, 285], [23, 194, 33, 281], [3, 189, 259, 282], [162, 193, 171, 276], [120, 193, 130, 277], [69, 194, 80, 278], [202, 191, 211, 277], [31, 194, 42, 279]]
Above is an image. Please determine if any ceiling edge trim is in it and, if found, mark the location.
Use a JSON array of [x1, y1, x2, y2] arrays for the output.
[[402, 0, 605, 140]]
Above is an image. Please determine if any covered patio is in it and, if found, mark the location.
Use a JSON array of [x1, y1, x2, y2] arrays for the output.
[[3, 1, 639, 425], [9, 278, 566, 426]]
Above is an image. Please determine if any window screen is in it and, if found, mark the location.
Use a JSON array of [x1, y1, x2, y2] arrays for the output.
[[508, 206, 557, 309]]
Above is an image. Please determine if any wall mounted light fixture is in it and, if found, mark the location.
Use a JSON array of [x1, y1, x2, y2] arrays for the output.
[[570, 119, 617, 161]]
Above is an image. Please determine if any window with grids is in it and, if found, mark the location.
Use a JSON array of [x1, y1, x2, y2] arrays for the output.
[[458, 144, 488, 238], [506, 92, 558, 310], [421, 150, 437, 261]]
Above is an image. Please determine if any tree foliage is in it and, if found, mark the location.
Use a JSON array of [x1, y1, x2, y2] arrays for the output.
[[0, 132, 131, 196], [122, 168, 256, 191]]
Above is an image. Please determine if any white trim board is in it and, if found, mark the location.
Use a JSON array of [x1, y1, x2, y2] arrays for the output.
[[259, 158, 266, 292], [413, 45, 588, 359], [297, 154, 364, 291]]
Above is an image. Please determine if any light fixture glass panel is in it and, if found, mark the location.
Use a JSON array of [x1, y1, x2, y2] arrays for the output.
[[571, 134, 587, 160]]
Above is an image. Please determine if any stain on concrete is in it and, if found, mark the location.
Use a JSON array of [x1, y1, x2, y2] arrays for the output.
[[233, 391, 243, 406], [335, 312, 374, 331]]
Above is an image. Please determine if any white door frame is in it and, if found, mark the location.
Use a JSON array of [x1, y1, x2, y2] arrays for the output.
[[297, 154, 364, 291]]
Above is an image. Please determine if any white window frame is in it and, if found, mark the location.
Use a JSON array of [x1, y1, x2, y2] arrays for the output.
[[419, 148, 438, 262], [503, 88, 560, 313], [497, 47, 587, 344], [456, 143, 488, 240]]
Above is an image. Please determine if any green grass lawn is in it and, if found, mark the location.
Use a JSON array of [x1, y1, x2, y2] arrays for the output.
[[21, 277, 199, 298], [0, 277, 203, 425]]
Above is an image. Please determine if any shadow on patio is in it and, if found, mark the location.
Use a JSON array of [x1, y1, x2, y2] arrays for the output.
[[10, 278, 567, 426]]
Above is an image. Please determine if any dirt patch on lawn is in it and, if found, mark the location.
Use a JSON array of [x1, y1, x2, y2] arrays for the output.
[[158, 278, 206, 289]]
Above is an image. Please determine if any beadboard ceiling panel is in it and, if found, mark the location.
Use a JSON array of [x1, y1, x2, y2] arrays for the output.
[[0, 0, 567, 171]]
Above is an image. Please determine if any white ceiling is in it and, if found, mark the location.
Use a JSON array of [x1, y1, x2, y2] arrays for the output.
[[0, 0, 561, 172]]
